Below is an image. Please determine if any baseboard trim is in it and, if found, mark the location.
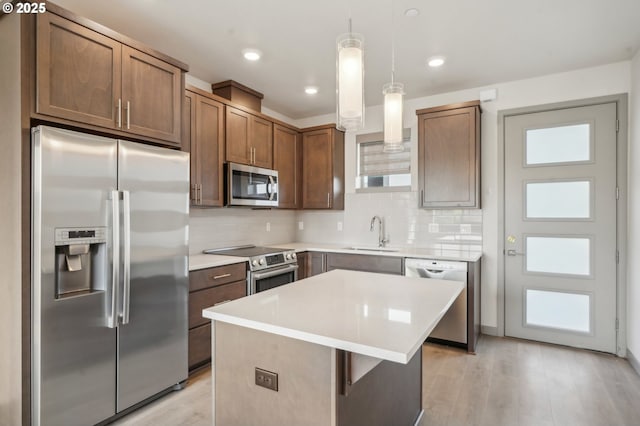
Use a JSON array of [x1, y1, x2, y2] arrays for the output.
[[481, 325, 499, 336], [628, 348, 640, 377]]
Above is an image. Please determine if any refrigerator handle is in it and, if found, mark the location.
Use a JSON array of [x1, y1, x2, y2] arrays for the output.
[[108, 190, 120, 329], [122, 190, 131, 325]]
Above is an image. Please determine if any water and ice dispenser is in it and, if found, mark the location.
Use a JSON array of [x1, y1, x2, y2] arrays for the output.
[[54, 227, 107, 299]]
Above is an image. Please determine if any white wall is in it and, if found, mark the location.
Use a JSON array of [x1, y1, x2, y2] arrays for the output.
[[295, 61, 631, 330], [628, 52, 640, 364], [0, 12, 22, 426]]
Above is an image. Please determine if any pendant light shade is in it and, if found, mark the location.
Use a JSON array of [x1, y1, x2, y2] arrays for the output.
[[336, 31, 364, 131], [383, 83, 404, 152]]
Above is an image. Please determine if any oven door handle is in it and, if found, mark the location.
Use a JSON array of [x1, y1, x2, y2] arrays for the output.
[[252, 263, 298, 281]]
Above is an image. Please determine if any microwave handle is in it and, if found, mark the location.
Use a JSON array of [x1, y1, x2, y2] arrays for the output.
[[267, 175, 276, 201]]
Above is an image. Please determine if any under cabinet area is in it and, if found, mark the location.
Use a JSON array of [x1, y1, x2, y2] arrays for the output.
[[188, 263, 247, 372], [184, 88, 225, 207], [301, 126, 345, 210], [417, 101, 481, 208], [36, 9, 185, 147]]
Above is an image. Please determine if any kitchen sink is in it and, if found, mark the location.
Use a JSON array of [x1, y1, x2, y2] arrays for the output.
[[343, 246, 399, 253]]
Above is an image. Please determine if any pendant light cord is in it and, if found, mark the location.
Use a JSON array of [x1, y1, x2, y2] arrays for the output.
[[391, 0, 395, 84]]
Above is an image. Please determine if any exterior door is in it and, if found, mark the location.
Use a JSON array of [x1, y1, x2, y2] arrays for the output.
[[116, 141, 189, 411], [504, 102, 618, 353]]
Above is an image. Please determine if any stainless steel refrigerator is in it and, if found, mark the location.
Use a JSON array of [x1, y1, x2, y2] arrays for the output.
[[31, 126, 189, 426]]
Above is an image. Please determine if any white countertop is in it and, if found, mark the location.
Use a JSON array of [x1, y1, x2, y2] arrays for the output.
[[272, 242, 482, 262], [189, 253, 248, 271], [189, 242, 481, 271], [202, 269, 463, 364]]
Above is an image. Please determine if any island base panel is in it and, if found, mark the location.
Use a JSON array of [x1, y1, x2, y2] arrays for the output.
[[213, 322, 334, 426], [337, 347, 422, 426], [212, 321, 423, 426]]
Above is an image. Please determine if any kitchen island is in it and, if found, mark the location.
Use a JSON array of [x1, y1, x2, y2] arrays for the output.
[[202, 269, 464, 426]]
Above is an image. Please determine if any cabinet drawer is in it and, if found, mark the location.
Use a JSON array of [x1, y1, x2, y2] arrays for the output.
[[325, 253, 403, 275], [189, 280, 246, 329], [189, 262, 246, 291], [188, 323, 211, 370]]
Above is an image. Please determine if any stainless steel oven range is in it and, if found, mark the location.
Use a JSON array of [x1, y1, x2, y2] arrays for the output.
[[203, 245, 298, 294]]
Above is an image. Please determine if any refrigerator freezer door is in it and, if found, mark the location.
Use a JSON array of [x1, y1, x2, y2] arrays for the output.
[[116, 140, 189, 411], [32, 126, 118, 426]]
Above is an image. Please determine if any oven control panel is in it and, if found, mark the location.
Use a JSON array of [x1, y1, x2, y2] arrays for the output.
[[249, 250, 297, 271]]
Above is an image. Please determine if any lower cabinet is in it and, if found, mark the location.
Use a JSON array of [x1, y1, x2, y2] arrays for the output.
[[309, 252, 327, 277], [296, 252, 309, 280], [325, 253, 403, 275], [188, 263, 247, 372]]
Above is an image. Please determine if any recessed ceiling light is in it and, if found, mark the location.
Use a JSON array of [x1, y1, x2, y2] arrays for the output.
[[242, 49, 261, 61], [305, 86, 318, 95], [427, 56, 445, 67], [404, 8, 420, 17]]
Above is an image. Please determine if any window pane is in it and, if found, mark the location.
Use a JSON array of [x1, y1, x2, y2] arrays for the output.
[[526, 124, 590, 165], [526, 181, 591, 219], [526, 289, 590, 333], [526, 236, 590, 276]]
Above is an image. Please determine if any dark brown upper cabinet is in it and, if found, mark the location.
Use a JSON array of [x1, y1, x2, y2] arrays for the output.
[[273, 124, 302, 209], [301, 125, 344, 210], [36, 10, 185, 147], [184, 89, 225, 207], [225, 106, 273, 168], [417, 101, 481, 209]]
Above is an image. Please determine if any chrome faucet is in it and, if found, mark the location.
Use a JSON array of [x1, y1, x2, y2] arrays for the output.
[[370, 216, 388, 248]]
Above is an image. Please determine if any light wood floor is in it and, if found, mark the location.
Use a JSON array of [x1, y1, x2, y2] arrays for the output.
[[112, 336, 640, 426]]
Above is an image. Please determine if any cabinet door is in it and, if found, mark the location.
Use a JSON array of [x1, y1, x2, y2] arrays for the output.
[[302, 129, 333, 209], [251, 116, 274, 168], [309, 252, 326, 276], [196, 96, 225, 207], [36, 12, 122, 129], [225, 107, 251, 165], [121, 46, 182, 145], [273, 124, 301, 208], [296, 252, 309, 280], [183, 91, 197, 204], [418, 105, 480, 208]]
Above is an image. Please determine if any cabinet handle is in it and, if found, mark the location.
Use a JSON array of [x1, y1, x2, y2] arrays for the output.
[[117, 99, 122, 128], [191, 184, 196, 203], [126, 101, 131, 129], [327, 192, 330, 208], [210, 273, 232, 280], [252, 147, 256, 164], [198, 184, 202, 205], [421, 190, 424, 206]]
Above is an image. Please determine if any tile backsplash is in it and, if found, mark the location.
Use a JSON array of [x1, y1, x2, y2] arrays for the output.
[[296, 192, 482, 250], [189, 192, 482, 254], [189, 208, 297, 255]]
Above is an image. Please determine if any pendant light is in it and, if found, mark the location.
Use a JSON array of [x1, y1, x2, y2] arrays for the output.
[[336, 19, 364, 131], [383, 1, 404, 152]]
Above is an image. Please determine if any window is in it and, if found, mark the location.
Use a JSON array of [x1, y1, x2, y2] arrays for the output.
[[356, 129, 411, 191]]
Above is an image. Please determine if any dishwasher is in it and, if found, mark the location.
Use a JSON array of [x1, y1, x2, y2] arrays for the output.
[[404, 258, 468, 345]]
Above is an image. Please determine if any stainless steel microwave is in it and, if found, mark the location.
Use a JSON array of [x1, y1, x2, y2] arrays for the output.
[[226, 162, 278, 207]]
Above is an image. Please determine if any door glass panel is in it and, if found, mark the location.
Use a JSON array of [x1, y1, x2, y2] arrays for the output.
[[526, 124, 590, 165], [526, 236, 590, 276], [526, 289, 590, 333], [526, 181, 591, 219]]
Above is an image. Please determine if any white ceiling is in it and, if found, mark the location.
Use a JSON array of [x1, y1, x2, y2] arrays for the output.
[[54, 0, 640, 120]]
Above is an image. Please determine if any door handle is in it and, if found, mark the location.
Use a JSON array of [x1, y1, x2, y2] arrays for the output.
[[506, 249, 525, 256], [117, 99, 122, 128], [121, 190, 131, 325], [126, 101, 131, 129], [108, 190, 120, 328]]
